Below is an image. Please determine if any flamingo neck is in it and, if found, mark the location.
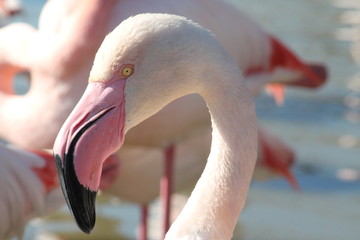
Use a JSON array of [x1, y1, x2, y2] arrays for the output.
[[166, 75, 258, 239]]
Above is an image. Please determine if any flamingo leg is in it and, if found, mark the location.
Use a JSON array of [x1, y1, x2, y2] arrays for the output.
[[138, 205, 148, 240], [160, 144, 175, 239]]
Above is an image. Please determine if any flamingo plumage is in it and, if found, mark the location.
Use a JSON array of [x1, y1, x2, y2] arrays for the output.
[[0, 144, 60, 239]]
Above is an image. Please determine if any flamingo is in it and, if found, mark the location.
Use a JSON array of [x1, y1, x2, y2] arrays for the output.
[[53, 13, 258, 239], [0, 144, 60, 239]]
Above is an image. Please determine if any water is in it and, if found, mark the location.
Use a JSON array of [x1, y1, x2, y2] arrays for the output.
[[3, 0, 360, 239]]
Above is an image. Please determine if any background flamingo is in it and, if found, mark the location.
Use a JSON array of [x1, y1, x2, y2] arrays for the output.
[[0, 0, 326, 149]]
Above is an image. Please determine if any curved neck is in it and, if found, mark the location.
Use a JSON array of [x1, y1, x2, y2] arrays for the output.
[[166, 74, 258, 239]]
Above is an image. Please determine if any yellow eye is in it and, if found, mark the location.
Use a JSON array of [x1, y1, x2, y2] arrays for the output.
[[120, 65, 134, 78]]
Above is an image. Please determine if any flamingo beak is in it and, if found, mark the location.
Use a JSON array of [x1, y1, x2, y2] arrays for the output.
[[269, 36, 328, 88], [53, 79, 126, 233], [287, 63, 327, 88]]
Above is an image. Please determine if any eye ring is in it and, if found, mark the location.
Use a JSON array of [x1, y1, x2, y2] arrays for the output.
[[120, 64, 134, 78]]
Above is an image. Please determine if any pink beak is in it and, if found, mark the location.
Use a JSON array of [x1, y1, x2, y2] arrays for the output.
[[53, 78, 126, 233]]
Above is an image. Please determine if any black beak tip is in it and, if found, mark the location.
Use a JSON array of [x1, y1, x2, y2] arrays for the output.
[[76, 213, 95, 234], [71, 185, 97, 234], [54, 153, 97, 234]]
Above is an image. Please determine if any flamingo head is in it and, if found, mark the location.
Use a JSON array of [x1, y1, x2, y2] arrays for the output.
[[53, 13, 223, 233]]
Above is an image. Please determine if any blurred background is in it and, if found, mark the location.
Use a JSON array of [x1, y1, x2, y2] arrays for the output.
[[2, 0, 360, 239]]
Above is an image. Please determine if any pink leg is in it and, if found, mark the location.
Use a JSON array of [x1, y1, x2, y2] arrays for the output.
[[138, 205, 148, 240], [160, 144, 175, 239]]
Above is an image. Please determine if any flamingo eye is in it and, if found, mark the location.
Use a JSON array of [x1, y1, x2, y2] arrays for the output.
[[120, 65, 134, 78]]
